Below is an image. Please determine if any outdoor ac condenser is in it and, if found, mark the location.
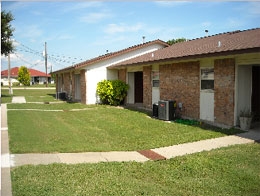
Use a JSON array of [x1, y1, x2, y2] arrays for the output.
[[158, 100, 176, 121], [56, 92, 66, 100]]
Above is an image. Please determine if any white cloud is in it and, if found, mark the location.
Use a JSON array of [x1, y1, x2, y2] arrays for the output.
[[226, 18, 244, 29], [62, 2, 104, 13], [248, 2, 260, 15], [80, 11, 112, 23], [104, 23, 143, 34], [20, 25, 43, 39], [2, 2, 30, 11], [57, 34, 74, 40], [154, 1, 190, 7]]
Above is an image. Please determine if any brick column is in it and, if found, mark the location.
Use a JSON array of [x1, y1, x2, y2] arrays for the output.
[[71, 72, 75, 100], [143, 66, 152, 108], [214, 58, 235, 126]]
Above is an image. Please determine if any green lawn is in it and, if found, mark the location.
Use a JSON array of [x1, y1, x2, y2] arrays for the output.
[[8, 103, 242, 153], [11, 143, 260, 196], [1, 88, 58, 103]]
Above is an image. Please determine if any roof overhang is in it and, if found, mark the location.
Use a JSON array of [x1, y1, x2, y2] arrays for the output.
[[109, 47, 260, 69]]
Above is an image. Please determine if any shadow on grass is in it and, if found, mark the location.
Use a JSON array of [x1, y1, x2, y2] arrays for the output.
[[1, 94, 13, 98], [123, 104, 244, 136], [47, 93, 56, 98]]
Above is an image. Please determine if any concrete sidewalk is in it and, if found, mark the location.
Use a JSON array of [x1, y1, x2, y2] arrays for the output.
[[8, 131, 260, 167], [1, 104, 12, 196], [11, 96, 26, 103]]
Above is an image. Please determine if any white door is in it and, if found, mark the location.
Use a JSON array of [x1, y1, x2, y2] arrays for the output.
[[200, 68, 214, 122], [200, 92, 214, 121], [152, 87, 160, 104]]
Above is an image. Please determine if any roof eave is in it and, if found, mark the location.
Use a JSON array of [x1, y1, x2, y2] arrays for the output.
[[110, 47, 260, 69]]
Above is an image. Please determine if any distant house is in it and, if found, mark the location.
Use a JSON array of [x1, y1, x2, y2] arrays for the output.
[[52, 40, 169, 104], [109, 28, 260, 128], [1, 67, 53, 86]]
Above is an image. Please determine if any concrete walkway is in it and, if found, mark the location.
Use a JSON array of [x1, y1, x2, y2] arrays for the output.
[[11, 96, 26, 103], [1, 103, 260, 196], [1, 104, 12, 196]]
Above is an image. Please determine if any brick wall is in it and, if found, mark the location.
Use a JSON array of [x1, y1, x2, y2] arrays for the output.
[[80, 70, 86, 104], [160, 61, 200, 119], [143, 66, 152, 108], [71, 72, 75, 100], [63, 72, 70, 94], [55, 75, 58, 92], [118, 69, 126, 82], [214, 58, 235, 126]]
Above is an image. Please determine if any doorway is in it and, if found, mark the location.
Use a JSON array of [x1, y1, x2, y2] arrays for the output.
[[252, 66, 260, 121], [134, 72, 143, 103]]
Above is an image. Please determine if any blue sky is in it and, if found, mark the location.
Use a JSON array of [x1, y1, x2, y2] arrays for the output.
[[1, 1, 260, 72]]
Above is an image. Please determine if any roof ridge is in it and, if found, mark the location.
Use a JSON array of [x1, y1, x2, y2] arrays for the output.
[[187, 27, 260, 42]]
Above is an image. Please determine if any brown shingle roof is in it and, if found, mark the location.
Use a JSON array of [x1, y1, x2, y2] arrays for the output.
[[110, 28, 260, 68]]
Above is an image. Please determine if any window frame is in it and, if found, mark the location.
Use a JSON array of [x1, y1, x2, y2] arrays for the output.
[[151, 70, 159, 88], [200, 67, 214, 92]]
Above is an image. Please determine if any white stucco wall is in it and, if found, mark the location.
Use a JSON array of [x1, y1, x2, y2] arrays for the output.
[[85, 43, 166, 104]]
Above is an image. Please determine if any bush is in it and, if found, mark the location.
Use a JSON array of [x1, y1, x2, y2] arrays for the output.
[[97, 80, 129, 106]]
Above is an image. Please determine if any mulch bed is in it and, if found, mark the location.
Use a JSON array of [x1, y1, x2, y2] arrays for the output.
[[138, 150, 166, 161]]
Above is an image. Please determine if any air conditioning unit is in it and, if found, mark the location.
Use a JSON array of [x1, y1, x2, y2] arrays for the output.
[[56, 92, 66, 100], [158, 100, 176, 121], [152, 103, 159, 118]]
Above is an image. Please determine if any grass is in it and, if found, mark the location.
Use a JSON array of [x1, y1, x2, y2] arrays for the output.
[[8, 103, 242, 153], [4, 88, 243, 153], [11, 143, 260, 196], [1, 88, 58, 103]]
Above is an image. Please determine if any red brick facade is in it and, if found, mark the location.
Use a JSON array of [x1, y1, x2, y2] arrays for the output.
[[214, 58, 235, 126], [159, 61, 200, 119], [63, 72, 70, 95], [143, 66, 152, 108]]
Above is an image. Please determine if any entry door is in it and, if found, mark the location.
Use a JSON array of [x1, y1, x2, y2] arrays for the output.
[[252, 66, 260, 120], [134, 72, 143, 103], [200, 92, 214, 121], [200, 68, 214, 122]]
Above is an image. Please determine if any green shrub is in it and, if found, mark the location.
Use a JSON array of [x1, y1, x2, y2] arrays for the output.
[[97, 80, 129, 106]]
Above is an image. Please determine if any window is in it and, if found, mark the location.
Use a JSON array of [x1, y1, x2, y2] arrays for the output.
[[152, 71, 159, 87], [201, 68, 214, 90]]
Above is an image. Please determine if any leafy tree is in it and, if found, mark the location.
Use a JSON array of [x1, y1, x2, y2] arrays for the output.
[[97, 80, 129, 106], [1, 10, 15, 56], [167, 38, 187, 45], [18, 66, 30, 86]]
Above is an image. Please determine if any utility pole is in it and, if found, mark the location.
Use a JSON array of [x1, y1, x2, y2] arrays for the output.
[[45, 42, 48, 87], [8, 53, 13, 95]]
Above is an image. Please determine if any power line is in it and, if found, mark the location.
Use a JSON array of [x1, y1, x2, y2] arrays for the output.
[[15, 40, 85, 66]]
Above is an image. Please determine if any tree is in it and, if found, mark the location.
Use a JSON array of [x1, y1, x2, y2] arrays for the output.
[[167, 38, 187, 45], [18, 66, 30, 86], [1, 10, 15, 56]]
